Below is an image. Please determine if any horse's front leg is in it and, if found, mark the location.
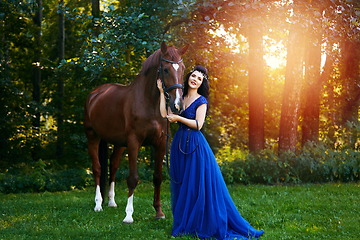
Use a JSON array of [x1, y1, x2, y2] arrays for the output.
[[86, 137, 102, 212], [123, 136, 141, 224], [153, 144, 166, 219], [108, 146, 125, 208]]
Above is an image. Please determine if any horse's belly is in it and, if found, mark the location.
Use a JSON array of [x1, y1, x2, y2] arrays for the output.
[[101, 133, 128, 146]]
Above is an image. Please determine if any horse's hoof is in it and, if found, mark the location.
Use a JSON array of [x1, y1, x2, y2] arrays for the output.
[[123, 216, 133, 224], [108, 202, 118, 208], [155, 216, 166, 220], [123, 220, 133, 224], [94, 206, 103, 212]]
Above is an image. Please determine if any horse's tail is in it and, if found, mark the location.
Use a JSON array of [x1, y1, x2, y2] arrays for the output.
[[98, 139, 108, 203]]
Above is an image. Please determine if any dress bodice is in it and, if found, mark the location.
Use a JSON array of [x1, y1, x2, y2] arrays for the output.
[[178, 95, 208, 129]]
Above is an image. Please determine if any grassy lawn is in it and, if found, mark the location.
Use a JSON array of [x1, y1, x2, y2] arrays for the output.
[[0, 181, 359, 240]]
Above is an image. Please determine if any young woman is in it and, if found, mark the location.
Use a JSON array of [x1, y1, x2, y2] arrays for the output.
[[157, 65, 264, 239]]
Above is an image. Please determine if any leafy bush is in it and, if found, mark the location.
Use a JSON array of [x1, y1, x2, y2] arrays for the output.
[[217, 143, 360, 184], [0, 158, 169, 194], [0, 160, 93, 194], [2, 142, 358, 194]]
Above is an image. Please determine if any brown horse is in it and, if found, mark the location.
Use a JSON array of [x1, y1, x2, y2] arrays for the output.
[[83, 41, 189, 223]]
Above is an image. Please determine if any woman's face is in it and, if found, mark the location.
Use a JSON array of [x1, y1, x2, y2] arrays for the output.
[[188, 70, 204, 90]]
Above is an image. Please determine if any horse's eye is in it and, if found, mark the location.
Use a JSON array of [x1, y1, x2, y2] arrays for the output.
[[164, 68, 169, 75]]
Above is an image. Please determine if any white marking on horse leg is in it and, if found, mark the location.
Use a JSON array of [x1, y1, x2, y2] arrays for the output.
[[94, 185, 103, 212], [172, 63, 179, 71], [174, 88, 182, 111], [108, 182, 117, 207], [123, 194, 134, 224]]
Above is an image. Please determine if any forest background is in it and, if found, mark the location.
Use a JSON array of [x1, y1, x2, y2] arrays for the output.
[[1, 0, 360, 193]]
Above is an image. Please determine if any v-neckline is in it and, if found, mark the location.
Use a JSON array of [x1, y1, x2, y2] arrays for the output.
[[184, 95, 202, 111]]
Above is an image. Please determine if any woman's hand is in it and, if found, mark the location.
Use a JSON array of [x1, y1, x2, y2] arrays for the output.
[[167, 114, 179, 123], [158, 79, 167, 118], [166, 104, 207, 130], [157, 79, 164, 93]]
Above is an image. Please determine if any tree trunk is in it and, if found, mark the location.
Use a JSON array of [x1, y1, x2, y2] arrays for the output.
[[56, 0, 65, 157], [92, 0, 100, 37], [0, 9, 11, 161], [302, 50, 334, 146], [0, 10, 10, 82], [32, 0, 42, 160], [248, 25, 265, 153], [340, 41, 360, 148], [301, 2, 335, 147], [301, 31, 321, 146], [278, 0, 306, 154]]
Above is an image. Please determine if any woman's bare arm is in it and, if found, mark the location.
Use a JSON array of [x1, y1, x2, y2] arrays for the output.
[[157, 79, 167, 118], [167, 104, 207, 130]]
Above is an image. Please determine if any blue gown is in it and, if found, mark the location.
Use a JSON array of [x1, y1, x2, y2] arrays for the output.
[[170, 96, 264, 240]]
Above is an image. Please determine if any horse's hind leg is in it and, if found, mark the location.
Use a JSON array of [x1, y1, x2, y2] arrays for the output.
[[108, 146, 125, 208], [85, 131, 103, 211], [153, 144, 166, 219]]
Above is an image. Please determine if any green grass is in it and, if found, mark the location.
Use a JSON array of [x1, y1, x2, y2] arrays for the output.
[[0, 181, 359, 239]]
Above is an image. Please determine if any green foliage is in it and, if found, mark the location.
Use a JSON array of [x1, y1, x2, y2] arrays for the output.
[[0, 0, 43, 166], [0, 160, 93, 193], [217, 143, 360, 185], [61, 0, 188, 82]]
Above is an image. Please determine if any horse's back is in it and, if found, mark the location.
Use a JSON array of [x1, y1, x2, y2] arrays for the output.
[[85, 83, 127, 111], [86, 83, 125, 103]]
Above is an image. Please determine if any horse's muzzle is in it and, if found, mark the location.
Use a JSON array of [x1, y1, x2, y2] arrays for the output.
[[170, 97, 184, 115], [168, 88, 184, 115], [170, 102, 184, 115]]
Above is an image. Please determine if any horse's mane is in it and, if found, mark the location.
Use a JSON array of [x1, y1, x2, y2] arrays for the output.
[[141, 45, 179, 75]]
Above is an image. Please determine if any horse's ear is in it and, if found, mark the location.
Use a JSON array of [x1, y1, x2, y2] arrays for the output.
[[178, 44, 190, 56], [161, 41, 168, 55]]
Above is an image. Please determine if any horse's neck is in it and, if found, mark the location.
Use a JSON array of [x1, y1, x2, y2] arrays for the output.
[[132, 68, 160, 107]]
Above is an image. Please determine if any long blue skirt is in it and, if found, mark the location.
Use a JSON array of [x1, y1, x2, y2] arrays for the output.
[[170, 128, 264, 239]]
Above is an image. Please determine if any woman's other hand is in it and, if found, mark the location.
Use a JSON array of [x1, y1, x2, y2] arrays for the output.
[[157, 79, 164, 93], [167, 114, 179, 123]]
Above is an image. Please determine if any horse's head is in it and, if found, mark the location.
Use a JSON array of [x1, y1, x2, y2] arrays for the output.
[[159, 41, 189, 115]]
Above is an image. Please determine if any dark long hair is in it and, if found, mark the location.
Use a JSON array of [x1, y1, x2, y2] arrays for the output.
[[183, 65, 210, 99]]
